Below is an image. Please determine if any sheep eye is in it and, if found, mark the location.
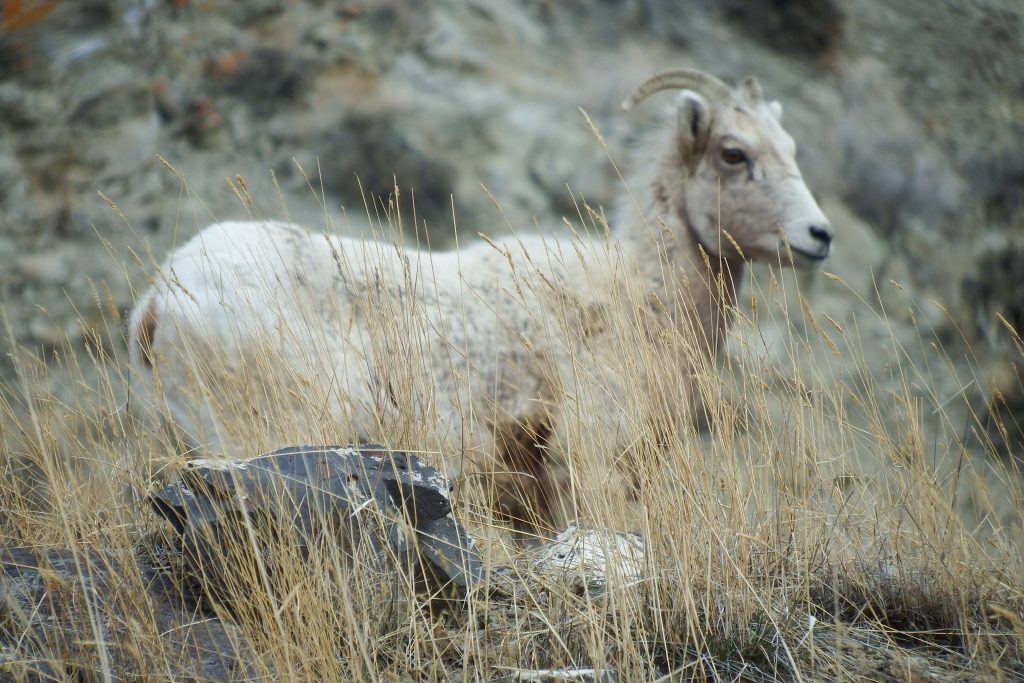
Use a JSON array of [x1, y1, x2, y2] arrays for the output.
[[721, 148, 747, 165]]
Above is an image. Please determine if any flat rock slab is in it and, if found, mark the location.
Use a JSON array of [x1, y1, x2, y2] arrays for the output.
[[150, 444, 484, 604]]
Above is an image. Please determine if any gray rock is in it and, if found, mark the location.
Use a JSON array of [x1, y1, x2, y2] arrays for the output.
[[837, 58, 967, 239], [15, 252, 71, 285], [150, 444, 484, 607], [721, 0, 845, 59], [316, 111, 468, 236], [27, 317, 70, 347], [69, 80, 152, 129], [0, 546, 262, 681], [0, 236, 14, 264]]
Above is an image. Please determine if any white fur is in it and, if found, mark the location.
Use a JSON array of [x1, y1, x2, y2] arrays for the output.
[[128, 71, 830, 522]]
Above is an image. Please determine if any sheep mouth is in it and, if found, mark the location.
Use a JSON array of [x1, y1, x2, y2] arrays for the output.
[[788, 245, 830, 265]]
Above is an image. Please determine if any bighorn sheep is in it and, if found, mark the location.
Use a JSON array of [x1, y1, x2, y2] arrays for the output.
[[128, 69, 832, 526]]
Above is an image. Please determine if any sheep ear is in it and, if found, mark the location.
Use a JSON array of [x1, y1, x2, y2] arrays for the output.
[[741, 76, 763, 103], [768, 100, 783, 122], [675, 90, 711, 153]]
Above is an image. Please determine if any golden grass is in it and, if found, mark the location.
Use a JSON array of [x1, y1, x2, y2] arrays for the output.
[[1, 165, 1023, 681]]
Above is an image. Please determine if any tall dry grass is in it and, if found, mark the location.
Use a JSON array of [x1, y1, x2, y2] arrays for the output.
[[1, 161, 1023, 681]]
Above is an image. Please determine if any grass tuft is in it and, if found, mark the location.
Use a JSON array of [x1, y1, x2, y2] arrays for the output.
[[1, 167, 1023, 681]]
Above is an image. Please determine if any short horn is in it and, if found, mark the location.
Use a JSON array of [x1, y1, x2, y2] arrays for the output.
[[622, 68, 732, 111]]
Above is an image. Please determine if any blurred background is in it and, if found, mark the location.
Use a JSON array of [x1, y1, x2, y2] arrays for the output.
[[0, 0, 1022, 454]]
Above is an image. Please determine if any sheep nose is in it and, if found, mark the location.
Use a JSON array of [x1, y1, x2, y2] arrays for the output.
[[808, 223, 833, 249]]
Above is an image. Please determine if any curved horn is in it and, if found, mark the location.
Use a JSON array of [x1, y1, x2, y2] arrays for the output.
[[621, 68, 732, 111]]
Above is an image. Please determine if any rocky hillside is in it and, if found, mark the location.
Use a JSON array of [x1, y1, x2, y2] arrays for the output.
[[1, 0, 1022, 425]]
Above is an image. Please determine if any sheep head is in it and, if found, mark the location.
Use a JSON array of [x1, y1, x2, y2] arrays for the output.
[[624, 69, 832, 267]]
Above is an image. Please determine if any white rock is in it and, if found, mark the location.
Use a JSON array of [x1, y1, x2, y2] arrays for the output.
[[530, 525, 646, 592]]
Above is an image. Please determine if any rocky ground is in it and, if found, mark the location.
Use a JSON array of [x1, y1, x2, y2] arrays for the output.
[[0, 0, 1022, 444]]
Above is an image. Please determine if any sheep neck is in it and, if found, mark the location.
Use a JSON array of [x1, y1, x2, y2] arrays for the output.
[[620, 179, 744, 358]]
